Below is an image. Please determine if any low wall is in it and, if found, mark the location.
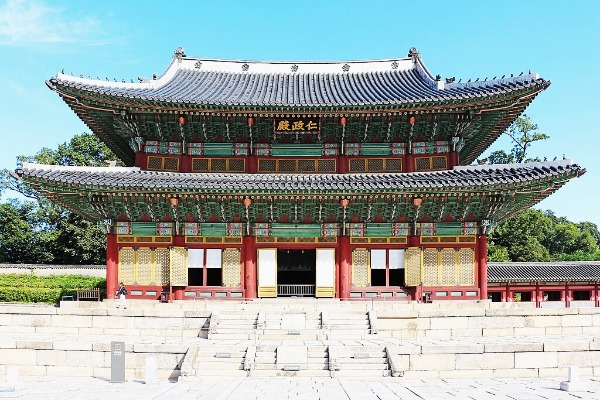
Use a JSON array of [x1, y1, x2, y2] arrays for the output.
[[0, 264, 105, 278]]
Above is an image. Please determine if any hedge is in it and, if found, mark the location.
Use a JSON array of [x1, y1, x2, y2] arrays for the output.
[[0, 274, 106, 304]]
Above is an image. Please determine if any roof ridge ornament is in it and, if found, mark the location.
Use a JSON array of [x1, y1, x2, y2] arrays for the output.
[[174, 47, 186, 60], [408, 47, 421, 62]]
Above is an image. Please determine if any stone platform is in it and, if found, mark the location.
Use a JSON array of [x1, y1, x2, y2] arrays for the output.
[[0, 299, 598, 382]]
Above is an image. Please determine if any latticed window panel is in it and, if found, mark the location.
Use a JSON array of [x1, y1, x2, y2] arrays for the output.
[[147, 156, 163, 170], [458, 248, 475, 285], [349, 159, 366, 172], [229, 159, 245, 172], [211, 159, 227, 171], [367, 158, 384, 172], [169, 247, 188, 286], [422, 248, 439, 286], [318, 159, 336, 172], [136, 248, 153, 286], [279, 159, 296, 172], [192, 158, 209, 171], [432, 156, 447, 170], [258, 159, 277, 172], [155, 248, 170, 286], [163, 157, 179, 171], [415, 157, 431, 171], [118, 248, 136, 285], [386, 158, 402, 171], [222, 248, 241, 287], [440, 249, 456, 285], [351, 248, 369, 287], [404, 247, 421, 286], [298, 159, 316, 172]]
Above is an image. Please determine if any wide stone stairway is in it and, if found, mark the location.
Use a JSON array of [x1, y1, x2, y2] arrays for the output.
[[0, 299, 599, 381]]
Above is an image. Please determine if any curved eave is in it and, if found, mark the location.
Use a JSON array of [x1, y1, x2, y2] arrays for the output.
[[16, 161, 584, 224]]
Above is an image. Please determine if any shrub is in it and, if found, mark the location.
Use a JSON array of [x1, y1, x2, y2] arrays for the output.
[[0, 274, 106, 304]]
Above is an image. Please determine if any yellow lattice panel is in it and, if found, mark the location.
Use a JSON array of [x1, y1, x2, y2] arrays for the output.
[[118, 247, 136, 285], [155, 248, 170, 285], [404, 247, 421, 286], [351, 248, 369, 287], [422, 248, 439, 286], [222, 248, 241, 287], [169, 247, 188, 286], [458, 248, 475, 286], [440, 249, 456, 286], [136, 248, 153, 286], [316, 287, 335, 297]]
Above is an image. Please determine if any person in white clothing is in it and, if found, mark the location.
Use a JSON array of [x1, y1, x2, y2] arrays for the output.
[[116, 282, 127, 309]]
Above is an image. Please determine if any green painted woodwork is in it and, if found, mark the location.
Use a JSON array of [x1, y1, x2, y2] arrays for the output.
[[131, 222, 158, 236], [365, 223, 393, 237], [271, 144, 324, 157], [271, 223, 321, 237], [53, 81, 545, 167], [436, 222, 463, 236]]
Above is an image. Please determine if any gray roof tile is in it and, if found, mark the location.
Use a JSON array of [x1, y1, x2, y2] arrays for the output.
[[488, 262, 600, 282]]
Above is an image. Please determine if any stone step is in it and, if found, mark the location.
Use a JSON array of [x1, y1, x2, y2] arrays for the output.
[[334, 369, 390, 378], [250, 369, 332, 378], [338, 363, 389, 370], [196, 369, 248, 377], [196, 361, 244, 370]]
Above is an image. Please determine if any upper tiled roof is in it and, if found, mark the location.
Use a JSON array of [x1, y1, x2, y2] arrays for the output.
[[17, 160, 582, 193], [47, 49, 547, 108], [488, 262, 600, 282]]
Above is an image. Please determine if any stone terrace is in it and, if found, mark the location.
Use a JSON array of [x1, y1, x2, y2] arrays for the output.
[[0, 299, 599, 381]]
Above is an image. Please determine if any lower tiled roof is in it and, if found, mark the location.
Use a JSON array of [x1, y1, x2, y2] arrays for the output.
[[16, 160, 582, 194], [488, 262, 600, 282]]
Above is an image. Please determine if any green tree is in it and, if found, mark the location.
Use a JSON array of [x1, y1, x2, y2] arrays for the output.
[[0, 133, 120, 264], [486, 115, 549, 164], [489, 209, 600, 262]]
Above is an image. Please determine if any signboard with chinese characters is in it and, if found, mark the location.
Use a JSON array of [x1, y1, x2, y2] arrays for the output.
[[274, 117, 319, 133]]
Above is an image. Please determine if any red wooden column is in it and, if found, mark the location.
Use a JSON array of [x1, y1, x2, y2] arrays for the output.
[[478, 235, 488, 300], [106, 233, 119, 299], [247, 155, 257, 174], [338, 236, 351, 299], [338, 155, 347, 174], [244, 236, 256, 298]]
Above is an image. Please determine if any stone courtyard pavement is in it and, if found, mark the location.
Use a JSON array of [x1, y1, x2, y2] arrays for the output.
[[1, 376, 600, 400]]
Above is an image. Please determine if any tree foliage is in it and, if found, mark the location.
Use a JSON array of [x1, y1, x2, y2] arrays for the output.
[[489, 209, 600, 261], [0, 133, 120, 264], [486, 114, 549, 164]]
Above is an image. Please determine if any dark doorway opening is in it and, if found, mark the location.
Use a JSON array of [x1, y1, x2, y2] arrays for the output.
[[277, 249, 316, 296]]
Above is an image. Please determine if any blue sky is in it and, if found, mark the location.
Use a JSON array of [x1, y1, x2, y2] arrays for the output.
[[0, 0, 598, 226]]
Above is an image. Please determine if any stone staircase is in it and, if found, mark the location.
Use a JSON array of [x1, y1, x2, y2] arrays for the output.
[[194, 344, 248, 378], [1, 300, 600, 381], [330, 346, 390, 378]]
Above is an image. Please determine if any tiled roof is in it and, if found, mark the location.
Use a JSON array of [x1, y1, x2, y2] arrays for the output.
[[17, 160, 582, 193], [48, 51, 547, 108], [488, 262, 600, 282]]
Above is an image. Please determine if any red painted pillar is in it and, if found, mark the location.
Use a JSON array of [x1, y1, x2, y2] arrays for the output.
[[478, 235, 488, 300], [405, 155, 414, 173], [248, 155, 257, 173], [535, 283, 541, 308], [106, 233, 119, 299], [244, 236, 256, 298], [339, 236, 350, 299], [338, 155, 347, 174], [565, 283, 571, 308]]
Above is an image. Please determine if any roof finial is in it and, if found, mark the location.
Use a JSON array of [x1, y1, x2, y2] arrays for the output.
[[174, 47, 186, 60], [408, 47, 420, 60]]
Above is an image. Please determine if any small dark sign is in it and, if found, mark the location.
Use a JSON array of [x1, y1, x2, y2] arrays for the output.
[[274, 117, 319, 133]]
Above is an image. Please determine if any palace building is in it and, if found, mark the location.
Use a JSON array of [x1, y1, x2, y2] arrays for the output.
[[16, 47, 585, 302]]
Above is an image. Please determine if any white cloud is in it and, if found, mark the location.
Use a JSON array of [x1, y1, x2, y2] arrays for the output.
[[0, 0, 107, 45]]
